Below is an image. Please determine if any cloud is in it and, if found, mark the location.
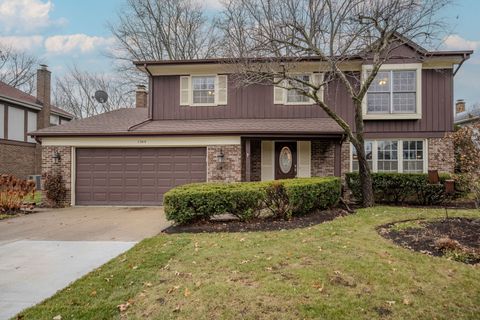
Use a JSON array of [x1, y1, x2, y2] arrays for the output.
[[0, 0, 64, 33], [443, 35, 480, 51], [0, 35, 43, 50], [44, 34, 115, 55]]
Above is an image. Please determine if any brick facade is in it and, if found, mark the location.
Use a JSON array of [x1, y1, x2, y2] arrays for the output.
[[428, 136, 454, 173], [0, 140, 41, 179], [207, 145, 242, 182], [311, 140, 336, 177], [42, 145, 72, 206]]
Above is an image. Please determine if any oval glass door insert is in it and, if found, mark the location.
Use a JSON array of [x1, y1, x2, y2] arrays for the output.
[[279, 147, 293, 173]]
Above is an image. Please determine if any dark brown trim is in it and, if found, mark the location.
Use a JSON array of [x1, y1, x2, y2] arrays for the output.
[[24, 109, 28, 142], [0, 138, 36, 147], [133, 50, 472, 67], [4, 105, 8, 139], [245, 139, 251, 182], [363, 131, 449, 139], [32, 132, 345, 138], [334, 142, 341, 177]]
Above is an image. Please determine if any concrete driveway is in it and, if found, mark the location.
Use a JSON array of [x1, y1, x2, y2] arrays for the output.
[[0, 207, 169, 319]]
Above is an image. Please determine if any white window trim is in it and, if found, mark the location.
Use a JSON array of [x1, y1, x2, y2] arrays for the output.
[[362, 63, 422, 120], [186, 74, 225, 107], [278, 73, 324, 106], [350, 139, 428, 173]]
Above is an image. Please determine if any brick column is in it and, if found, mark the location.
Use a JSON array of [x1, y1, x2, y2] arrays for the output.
[[428, 136, 454, 173], [42, 146, 72, 206], [207, 145, 242, 182]]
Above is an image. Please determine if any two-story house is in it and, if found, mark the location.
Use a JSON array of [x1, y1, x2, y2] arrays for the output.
[[30, 39, 472, 206], [0, 65, 73, 181]]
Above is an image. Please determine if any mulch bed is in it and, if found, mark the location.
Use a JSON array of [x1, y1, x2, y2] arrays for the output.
[[378, 217, 480, 264], [163, 209, 349, 233]]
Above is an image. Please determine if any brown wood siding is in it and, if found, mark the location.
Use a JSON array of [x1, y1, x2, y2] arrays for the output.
[[150, 69, 453, 135]]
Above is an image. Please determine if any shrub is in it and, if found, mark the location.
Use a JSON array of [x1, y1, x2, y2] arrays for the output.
[[346, 172, 453, 205], [0, 174, 36, 214], [164, 182, 265, 224], [264, 181, 291, 220], [164, 177, 341, 225], [43, 173, 67, 207]]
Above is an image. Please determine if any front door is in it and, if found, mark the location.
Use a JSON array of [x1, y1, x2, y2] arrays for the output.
[[275, 142, 297, 179]]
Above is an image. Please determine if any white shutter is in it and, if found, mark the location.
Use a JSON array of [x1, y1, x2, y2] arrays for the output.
[[217, 75, 228, 105], [273, 78, 285, 104], [261, 141, 274, 181], [297, 141, 311, 177], [180, 76, 190, 105], [311, 73, 324, 103]]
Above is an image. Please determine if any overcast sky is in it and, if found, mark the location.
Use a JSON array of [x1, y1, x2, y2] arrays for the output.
[[0, 0, 478, 107]]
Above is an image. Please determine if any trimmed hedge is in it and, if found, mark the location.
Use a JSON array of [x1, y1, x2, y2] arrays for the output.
[[345, 172, 453, 205], [164, 177, 341, 224]]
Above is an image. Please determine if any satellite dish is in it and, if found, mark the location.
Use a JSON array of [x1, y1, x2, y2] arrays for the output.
[[94, 90, 108, 103]]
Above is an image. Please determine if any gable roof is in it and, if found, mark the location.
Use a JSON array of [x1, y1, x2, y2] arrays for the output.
[[0, 81, 74, 119]]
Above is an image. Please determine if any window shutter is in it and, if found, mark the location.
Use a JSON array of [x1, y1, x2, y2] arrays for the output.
[[273, 78, 285, 104], [297, 141, 311, 177], [311, 73, 324, 103], [217, 75, 228, 105], [180, 76, 190, 105]]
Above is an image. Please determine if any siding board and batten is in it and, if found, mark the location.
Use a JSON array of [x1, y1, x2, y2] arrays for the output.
[[150, 69, 453, 137]]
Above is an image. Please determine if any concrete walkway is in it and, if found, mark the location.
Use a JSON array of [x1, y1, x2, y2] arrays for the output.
[[0, 207, 169, 319]]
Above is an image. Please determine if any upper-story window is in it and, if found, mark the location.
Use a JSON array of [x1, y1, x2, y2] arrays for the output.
[[274, 73, 324, 105], [192, 76, 215, 104], [363, 63, 422, 120], [50, 114, 60, 126], [8, 106, 25, 141], [286, 75, 311, 104], [180, 74, 228, 106]]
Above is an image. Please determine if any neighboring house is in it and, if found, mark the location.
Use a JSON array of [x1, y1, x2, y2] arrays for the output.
[[0, 65, 73, 180], [30, 39, 472, 206], [454, 100, 480, 126]]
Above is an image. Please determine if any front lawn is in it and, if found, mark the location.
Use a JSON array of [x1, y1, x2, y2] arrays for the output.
[[17, 207, 480, 320]]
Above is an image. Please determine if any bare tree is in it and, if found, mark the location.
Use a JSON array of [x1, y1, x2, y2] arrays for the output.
[[0, 45, 41, 94], [220, 0, 449, 207], [108, 0, 219, 86], [53, 66, 134, 119]]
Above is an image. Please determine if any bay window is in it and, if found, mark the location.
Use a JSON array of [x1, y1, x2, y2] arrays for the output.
[[351, 139, 427, 173]]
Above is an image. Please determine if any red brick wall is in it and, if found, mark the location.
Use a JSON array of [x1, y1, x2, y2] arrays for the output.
[[42, 145, 72, 206], [311, 140, 336, 177], [207, 145, 242, 182], [0, 140, 40, 179], [428, 136, 454, 173]]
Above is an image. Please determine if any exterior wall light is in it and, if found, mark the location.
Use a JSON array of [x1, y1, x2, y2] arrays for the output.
[[53, 151, 61, 164], [216, 149, 225, 169]]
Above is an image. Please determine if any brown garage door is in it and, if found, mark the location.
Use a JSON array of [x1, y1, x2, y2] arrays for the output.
[[75, 148, 206, 205]]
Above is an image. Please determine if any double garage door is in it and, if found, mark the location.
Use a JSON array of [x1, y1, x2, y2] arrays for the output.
[[75, 148, 206, 206]]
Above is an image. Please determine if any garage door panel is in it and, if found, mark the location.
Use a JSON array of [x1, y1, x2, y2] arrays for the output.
[[76, 147, 206, 205]]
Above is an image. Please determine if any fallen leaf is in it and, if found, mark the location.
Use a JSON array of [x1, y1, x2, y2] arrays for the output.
[[403, 298, 411, 305], [184, 287, 191, 297], [386, 300, 396, 306], [53, 315, 62, 320], [173, 305, 181, 312], [144, 282, 153, 287], [117, 302, 130, 312], [132, 265, 138, 270], [90, 290, 97, 297]]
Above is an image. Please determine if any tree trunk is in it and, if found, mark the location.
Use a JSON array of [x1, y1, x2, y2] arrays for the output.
[[352, 138, 375, 207]]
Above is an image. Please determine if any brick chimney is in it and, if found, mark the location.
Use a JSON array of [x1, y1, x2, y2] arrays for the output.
[[37, 64, 51, 129], [135, 84, 148, 108], [455, 99, 466, 114]]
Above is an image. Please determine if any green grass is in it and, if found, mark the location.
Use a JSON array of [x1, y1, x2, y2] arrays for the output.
[[16, 207, 480, 320], [24, 191, 42, 205]]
